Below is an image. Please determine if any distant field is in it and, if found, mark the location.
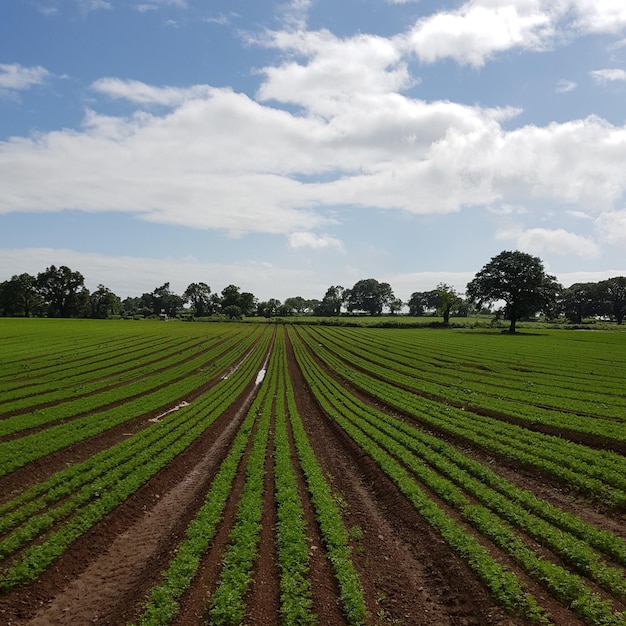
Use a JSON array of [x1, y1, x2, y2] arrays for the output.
[[0, 318, 625, 625]]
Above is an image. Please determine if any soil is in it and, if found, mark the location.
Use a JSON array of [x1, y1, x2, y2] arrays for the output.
[[0, 327, 623, 625]]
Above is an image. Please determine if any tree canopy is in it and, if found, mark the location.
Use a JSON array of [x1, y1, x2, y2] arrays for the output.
[[466, 250, 561, 333]]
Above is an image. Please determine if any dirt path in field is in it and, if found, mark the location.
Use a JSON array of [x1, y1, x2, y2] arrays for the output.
[[0, 346, 268, 626]]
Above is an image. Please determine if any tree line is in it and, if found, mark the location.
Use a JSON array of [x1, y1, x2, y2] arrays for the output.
[[1, 252, 625, 330]]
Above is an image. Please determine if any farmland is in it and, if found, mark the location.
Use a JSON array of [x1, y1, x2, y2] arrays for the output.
[[0, 319, 625, 625]]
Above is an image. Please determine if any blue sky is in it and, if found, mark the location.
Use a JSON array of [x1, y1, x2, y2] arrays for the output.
[[2, 0, 626, 303]]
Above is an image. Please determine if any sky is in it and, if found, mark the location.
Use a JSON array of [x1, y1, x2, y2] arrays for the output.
[[1, 0, 626, 304]]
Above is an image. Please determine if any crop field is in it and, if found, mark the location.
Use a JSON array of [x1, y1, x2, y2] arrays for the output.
[[0, 319, 625, 626]]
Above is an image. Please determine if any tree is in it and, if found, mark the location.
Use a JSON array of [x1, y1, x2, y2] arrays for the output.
[[257, 298, 281, 318], [184, 282, 212, 317], [283, 296, 309, 315], [388, 298, 404, 315], [434, 283, 460, 325], [36, 265, 85, 318], [0, 273, 41, 317], [346, 279, 394, 316], [218, 285, 257, 317], [561, 282, 600, 324], [148, 282, 184, 317], [88, 284, 122, 319], [407, 290, 438, 316], [598, 277, 626, 325], [466, 250, 561, 333], [315, 286, 346, 316]]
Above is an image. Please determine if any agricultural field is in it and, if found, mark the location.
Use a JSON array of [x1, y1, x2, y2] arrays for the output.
[[0, 318, 625, 625]]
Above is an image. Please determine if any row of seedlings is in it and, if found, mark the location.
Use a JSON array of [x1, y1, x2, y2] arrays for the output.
[[309, 327, 626, 439], [0, 325, 265, 476], [0, 328, 272, 591], [290, 328, 626, 625], [297, 327, 626, 507]]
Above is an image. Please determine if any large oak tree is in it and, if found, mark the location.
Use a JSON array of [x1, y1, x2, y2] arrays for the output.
[[466, 251, 561, 333]]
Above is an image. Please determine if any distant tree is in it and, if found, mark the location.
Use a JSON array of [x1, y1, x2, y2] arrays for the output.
[[121, 296, 142, 317], [388, 298, 404, 315], [257, 298, 281, 319], [346, 279, 394, 316], [149, 282, 183, 317], [221, 284, 242, 309], [88, 284, 122, 318], [561, 282, 599, 323], [37, 265, 85, 318], [0, 273, 41, 317], [218, 285, 256, 317], [239, 292, 257, 317], [223, 304, 242, 320], [184, 282, 212, 317], [466, 250, 562, 333], [407, 290, 438, 316], [284, 296, 308, 315], [434, 283, 460, 325], [598, 276, 626, 325], [315, 286, 346, 316]]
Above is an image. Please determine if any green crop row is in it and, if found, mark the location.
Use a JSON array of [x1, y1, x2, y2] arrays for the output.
[[207, 363, 274, 625], [0, 328, 266, 476], [296, 328, 626, 506], [133, 347, 275, 626], [0, 325, 256, 436], [0, 334, 204, 409], [0, 334, 270, 592], [288, 328, 550, 624], [307, 327, 626, 440], [283, 330, 368, 626], [292, 330, 626, 624], [0, 332, 268, 562], [273, 341, 316, 626]]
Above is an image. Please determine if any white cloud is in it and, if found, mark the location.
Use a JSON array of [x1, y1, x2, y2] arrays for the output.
[[556, 79, 577, 93], [571, 1, 626, 34], [0, 63, 50, 92], [406, 2, 556, 67], [134, 0, 186, 11], [91, 78, 213, 106], [596, 210, 626, 245], [3, 76, 626, 236], [279, 0, 313, 30], [590, 69, 626, 84], [496, 227, 600, 257], [288, 232, 344, 250], [77, 0, 112, 12]]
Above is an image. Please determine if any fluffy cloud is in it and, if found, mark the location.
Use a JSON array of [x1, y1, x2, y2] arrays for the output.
[[590, 69, 626, 84], [403, 1, 626, 68], [406, 2, 555, 67], [92, 78, 213, 106], [596, 210, 626, 245], [0, 63, 50, 92], [497, 227, 600, 257], [3, 77, 626, 235], [288, 232, 343, 250]]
